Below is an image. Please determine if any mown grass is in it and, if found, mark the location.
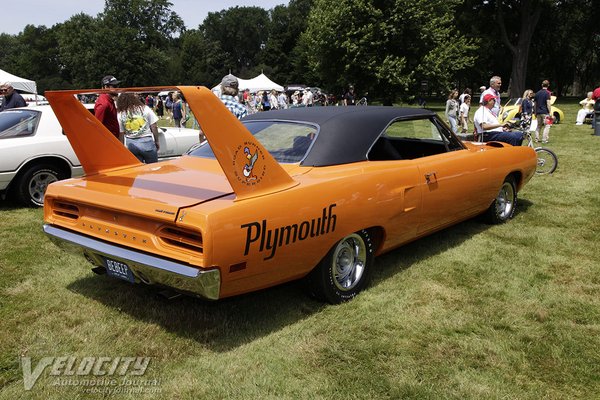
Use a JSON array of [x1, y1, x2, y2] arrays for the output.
[[1, 100, 599, 399]]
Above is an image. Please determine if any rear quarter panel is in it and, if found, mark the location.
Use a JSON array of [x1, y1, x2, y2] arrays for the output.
[[186, 161, 423, 298]]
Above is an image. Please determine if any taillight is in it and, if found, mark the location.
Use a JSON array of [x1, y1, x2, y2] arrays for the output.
[[52, 201, 80, 220], [157, 226, 203, 254]]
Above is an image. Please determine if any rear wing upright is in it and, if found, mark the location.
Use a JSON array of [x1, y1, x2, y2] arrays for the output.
[[45, 90, 141, 174], [45, 86, 297, 201]]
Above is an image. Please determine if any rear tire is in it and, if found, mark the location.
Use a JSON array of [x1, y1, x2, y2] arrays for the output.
[[14, 163, 65, 207], [306, 230, 374, 304], [534, 148, 558, 175], [484, 176, 517, 224]]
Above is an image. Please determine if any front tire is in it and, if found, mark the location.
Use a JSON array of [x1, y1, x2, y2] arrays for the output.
[[307, 230, 374, 304], [484, 176, 517, 224], [14, 164, 64, 207]]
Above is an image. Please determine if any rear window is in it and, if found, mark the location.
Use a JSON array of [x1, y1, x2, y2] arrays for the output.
[[188, 121, 318, 164], [0, 109, 41, 139]]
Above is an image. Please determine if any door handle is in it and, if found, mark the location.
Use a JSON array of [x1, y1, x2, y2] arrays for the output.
[[425, 172, 437, 184]]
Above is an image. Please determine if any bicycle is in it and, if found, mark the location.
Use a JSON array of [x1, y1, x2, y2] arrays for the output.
[[506, 120, 558, 175], [356, 97, 368, 106]]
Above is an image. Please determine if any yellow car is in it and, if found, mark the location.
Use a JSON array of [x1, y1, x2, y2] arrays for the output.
[[500, 96, 564, 124]]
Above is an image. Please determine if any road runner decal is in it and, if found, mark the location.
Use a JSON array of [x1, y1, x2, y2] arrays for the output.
[[233, 142, 266, 186], [241, 204, 337, 260]]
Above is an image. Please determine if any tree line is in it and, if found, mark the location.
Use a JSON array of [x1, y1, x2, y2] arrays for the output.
[[0, 0, 597, 103]]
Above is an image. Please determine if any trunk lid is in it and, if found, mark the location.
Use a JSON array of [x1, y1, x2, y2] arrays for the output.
[[46, 156, 234, 222]]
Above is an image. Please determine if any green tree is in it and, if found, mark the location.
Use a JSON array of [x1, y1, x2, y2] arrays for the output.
[[179, 28, 228, 86], [527, 0, 598, 95], [261, 0, 314, 84], [304, 0, 477, 103], [0, 34, 25, 76], [200, 6, 271, 79], [495, 0, 545, 98], [55, 0, 184, 88], [55, 14, 104, 88]]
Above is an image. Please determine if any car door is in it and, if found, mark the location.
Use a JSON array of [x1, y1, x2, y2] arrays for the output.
[[382, 117, 491, 235], [156, 127, 176, 158]]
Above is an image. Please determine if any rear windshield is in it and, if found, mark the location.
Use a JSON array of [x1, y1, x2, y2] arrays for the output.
[[188, 120, 318, 164], [0, 109, 41, 139]]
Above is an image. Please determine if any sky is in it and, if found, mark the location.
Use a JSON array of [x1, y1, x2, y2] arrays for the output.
[[2, 0, 289, 35]]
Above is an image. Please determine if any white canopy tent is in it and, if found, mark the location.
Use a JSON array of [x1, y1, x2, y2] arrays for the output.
[[242, 73, 284, 92], [0, 69, 37, 94], [211, 73, 284, 94]]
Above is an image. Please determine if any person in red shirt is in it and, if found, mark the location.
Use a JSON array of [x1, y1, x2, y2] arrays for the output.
[[593, 84, 600, 135], [94, 75, 121, 138]]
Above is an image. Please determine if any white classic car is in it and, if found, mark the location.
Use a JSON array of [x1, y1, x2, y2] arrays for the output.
[[0, 105, 201, 207]]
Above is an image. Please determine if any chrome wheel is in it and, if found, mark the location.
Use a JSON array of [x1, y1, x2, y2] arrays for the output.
[[28, 170, 58, 206], [495, 181, 515, 220], [331, 233, 367, 292], [307, 230, 374, 304], [15, 164, 64, 207], [485, 177, 517, 224]]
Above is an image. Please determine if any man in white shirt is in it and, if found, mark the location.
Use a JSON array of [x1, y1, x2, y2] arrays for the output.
[[302, 88, 314, 107], [473, 94, 523, 146], [479, 76, 502, 116]]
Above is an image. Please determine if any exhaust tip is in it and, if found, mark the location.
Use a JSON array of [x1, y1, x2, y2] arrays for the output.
[[91, 266, 106, 275]]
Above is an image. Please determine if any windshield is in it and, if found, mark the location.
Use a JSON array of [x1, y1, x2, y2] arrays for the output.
[[0, 109, 41, 139], [188, 120, 318, 164]]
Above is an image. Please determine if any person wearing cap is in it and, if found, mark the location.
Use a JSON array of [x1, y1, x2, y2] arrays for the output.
[[0, 82, 27, 111], [473, 93, 523, 146], [94, 75, 121, 138], [219, 74, 247, 120], [479, 76, 502, 117], [291, 91, 300, 106], [343, 85, 356, 106]]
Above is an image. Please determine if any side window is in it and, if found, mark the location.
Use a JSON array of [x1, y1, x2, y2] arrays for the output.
[[368, 118, 461, 161], [385, 118, 444, 142], [0, 110, 41, 139]]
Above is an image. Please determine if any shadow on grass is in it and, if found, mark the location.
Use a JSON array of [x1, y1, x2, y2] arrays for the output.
[[0, 197, 25, 210], [65, 200, 533, 351], [67, 273, 325, 352]]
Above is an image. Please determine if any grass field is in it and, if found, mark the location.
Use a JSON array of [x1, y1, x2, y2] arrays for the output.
[[1, 100, 599, 399]]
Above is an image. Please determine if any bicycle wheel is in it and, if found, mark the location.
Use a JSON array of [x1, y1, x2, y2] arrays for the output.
[[534, 147, 558, 174]]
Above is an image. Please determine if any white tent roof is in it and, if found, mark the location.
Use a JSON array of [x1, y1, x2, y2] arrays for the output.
[[0, 69, 37, 94], [242, 73, 284, 92], [211, 73, 284, 93]]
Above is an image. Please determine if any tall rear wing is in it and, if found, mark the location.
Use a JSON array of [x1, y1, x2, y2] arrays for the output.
[[45, 86, 297, 201]]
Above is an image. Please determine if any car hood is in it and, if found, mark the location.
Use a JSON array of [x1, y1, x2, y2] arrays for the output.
[[45, 156, 235, 222]]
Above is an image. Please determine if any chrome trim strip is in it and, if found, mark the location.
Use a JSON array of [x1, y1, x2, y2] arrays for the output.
[[43, 224, 220, 300]]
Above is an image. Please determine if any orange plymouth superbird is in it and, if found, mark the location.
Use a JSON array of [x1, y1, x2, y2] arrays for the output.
[[42, 86, 537, 303]]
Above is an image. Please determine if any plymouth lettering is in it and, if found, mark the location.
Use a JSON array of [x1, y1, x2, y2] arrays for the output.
[[242, 203, 337, 260]]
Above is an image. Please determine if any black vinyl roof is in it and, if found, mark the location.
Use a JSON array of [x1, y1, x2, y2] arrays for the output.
[[243, 106, 436, 166]]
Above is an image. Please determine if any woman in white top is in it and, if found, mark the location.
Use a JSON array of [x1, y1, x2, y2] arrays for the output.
[[117, 93, 160, 163], [459, 95, 471, 133]]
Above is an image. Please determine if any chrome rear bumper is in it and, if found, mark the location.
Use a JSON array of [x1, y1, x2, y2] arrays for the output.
[[43, 224, 220, 300]]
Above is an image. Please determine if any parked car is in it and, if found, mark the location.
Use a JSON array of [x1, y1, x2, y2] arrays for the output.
[[43, 86, 537, 304], [0, 104, 201, 207], [500, 96, 564, 124]]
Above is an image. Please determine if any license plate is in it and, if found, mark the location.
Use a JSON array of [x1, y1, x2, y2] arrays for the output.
[[103, 257, 135, 283]]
